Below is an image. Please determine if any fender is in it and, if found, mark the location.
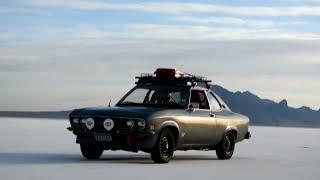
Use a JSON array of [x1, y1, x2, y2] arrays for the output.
[[153, 120, 180, 143], [156, 120, 180, 134], [225, 126, 239, 141]]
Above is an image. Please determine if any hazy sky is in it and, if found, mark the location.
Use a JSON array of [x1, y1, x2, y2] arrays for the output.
[[0, 0, 319, 111]]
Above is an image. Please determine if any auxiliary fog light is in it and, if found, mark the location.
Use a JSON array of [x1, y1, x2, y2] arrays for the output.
[[103, 118, 114, 131], [85, 118, 95, 130]]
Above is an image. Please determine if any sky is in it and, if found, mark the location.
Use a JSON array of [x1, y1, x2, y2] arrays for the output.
[[0, 0, 319, 111]]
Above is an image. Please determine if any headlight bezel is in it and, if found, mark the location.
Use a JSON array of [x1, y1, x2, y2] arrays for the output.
[[136, 119, 146, 129], [80, 118, 86, 124], [126, 120, 134, 128]]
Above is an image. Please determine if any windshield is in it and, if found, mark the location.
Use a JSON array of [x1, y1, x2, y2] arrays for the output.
[[118, 86, 190, 108]]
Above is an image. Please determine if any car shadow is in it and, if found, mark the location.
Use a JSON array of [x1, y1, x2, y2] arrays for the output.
[[0, 151, 225, 165]]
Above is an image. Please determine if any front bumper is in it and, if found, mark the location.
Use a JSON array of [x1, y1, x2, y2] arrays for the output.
[[67, 127, 157, 152]]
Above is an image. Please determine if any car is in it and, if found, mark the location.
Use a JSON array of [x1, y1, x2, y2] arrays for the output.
[[67, 68, 251, 163]]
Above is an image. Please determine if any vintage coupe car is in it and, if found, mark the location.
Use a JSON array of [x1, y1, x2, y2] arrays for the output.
[[68, 68, 251, 163]]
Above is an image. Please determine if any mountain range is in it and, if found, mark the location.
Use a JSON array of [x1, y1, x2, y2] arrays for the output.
[[0, 85, 319, 128], [212, 85, 320, 128]]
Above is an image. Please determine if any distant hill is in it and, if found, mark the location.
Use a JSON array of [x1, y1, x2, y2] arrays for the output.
[[0, 85, 319, 128], [0, 111, 70, 119], [212, 85, 320, 128]]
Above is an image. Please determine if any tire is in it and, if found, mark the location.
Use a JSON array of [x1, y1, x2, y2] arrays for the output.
[[151, 129, 175, 163], [80, 144, 104, 160], [216, 132, 235, 160]]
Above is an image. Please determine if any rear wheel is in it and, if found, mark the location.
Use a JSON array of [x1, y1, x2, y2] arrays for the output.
[[80, 144, 103, 160], [216, 132, 235, 160], [151, 129, 175, 163]]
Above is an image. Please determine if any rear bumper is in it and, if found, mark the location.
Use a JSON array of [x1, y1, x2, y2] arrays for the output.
[[67, 127, 157, 152]]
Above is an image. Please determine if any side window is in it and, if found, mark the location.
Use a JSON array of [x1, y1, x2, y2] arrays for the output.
[[190, 90, 210, 110], [207, 92, 221, 111]]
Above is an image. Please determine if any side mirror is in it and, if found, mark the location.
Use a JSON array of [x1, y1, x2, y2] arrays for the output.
[[187, 104, 194, 112], [187, 103, 199, 112]]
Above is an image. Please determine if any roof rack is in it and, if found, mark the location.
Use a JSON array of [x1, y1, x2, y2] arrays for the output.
[[135, 68, 212, 88]]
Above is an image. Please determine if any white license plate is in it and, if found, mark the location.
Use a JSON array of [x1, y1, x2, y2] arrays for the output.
[[94, 133, 112, 142]]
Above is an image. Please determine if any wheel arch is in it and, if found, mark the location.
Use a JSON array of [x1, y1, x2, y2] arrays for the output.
[[157, 121, 180, 145], [225, 126, 238, 141]]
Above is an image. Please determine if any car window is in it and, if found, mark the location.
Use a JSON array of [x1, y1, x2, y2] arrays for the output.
[[123, 88, 149, 104], [119, 86, 189, 108], [207, 92, 221, 111], [212, 92, 231, 111], [190, 90, 210, 110]]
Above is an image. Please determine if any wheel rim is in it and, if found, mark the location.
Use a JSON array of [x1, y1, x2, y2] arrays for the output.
[[160, 137, 171, 158], [224, 135, 234, 154]]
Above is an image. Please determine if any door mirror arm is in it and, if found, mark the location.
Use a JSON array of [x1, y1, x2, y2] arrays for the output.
[[187, 104, 195, 112]]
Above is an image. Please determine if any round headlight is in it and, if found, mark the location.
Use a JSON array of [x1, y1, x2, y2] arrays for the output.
[[126, 120, 134, 128], [103, 118, 114, 131], [85, 118, 95, 130], [137, 119, 146, 129]]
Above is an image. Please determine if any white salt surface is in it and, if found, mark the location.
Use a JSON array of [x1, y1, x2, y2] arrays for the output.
[[0, 118, 319, 180]]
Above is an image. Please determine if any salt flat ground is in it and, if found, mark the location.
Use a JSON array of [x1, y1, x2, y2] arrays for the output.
[[0, 118, 319, 180]]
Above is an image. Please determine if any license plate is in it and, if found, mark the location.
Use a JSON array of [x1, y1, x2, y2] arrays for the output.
[[94, 133, 112, 142]]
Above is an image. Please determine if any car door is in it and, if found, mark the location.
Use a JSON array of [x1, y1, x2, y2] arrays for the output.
[[206, 91, 226, 145], [183, 89, 217, 146]]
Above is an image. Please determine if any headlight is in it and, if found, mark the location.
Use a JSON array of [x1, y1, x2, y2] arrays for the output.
[[126, 120, 134, 128], [137, 119, 146, 129], [80, 119, 86, 124], [85, 118, 95, 130], [72, 118, 79, 123], [103, 118, 114, 131]]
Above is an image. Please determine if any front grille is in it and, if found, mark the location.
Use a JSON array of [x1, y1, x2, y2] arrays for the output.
[[93, 117, 127, 131], [70, 117, 143, 132]]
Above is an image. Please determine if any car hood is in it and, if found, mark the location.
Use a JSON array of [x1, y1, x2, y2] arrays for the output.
[[69, 106, 161, 119]]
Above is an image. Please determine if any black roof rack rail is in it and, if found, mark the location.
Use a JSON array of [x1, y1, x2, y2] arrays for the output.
[[135, 72, 212, 88]]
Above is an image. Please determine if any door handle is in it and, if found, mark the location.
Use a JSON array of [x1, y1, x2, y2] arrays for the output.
[[209, 113, 216, 118]]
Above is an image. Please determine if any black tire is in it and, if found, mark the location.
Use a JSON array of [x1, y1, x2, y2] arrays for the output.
[[216, 132, 235, 160], [151, 129, 175, 163], [80, 144, 104, 160]]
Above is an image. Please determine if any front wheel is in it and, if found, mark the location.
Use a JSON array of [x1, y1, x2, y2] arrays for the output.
[[80, 144, 103, 160], [151, 129, 175, 163], [216, 132, 235, 160]]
